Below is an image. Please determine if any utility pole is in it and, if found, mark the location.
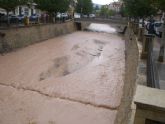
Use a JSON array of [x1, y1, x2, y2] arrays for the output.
[[158, 12, 165, 62]]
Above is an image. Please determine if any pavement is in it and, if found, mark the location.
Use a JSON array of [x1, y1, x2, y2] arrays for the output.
[[153, 37, 165, 90], [156, 62, 165, 89], [0, 29, 125, 124], [136, 36, 165, 89], [137, 40, 147, 86]]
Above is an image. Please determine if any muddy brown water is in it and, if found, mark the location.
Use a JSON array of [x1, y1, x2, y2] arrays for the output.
[[0, 23, 125, 124]]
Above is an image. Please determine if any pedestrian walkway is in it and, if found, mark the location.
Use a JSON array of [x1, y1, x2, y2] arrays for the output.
[[136, 40, 147, 86], [153, 37, 165, 90], [157, 62, 165, 89]]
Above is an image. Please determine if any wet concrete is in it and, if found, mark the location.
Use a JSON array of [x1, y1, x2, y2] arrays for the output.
[[0, 23, 125, 124], [153, 37, 165, 90]]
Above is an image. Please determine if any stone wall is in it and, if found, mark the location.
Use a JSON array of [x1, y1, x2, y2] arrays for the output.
[[115, 27, 139, 124], [81, 22, 91, 30], [75, 22, 91, 31], [134, 85, 165, 124], [0, 21, 77, 53]]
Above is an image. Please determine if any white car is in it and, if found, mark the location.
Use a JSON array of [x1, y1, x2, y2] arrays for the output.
[[74, 13, 81, 19], [56, 13, 61, 18], [83, 15, 88, 18], [61, 13, 68, 18], [89, 14, 95, 18]]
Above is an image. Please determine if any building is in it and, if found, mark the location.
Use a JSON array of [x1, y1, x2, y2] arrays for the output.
[[0, 3, 41, 17], [0, 8, 6, 15], [108, 2, 123, 13], [14, 2, 41, 17]]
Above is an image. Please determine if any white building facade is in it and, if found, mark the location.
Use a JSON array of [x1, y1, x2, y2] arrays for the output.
[[0, 8, 6, 14], [108, 2, 123, 13], [0, 3, 41, 16]]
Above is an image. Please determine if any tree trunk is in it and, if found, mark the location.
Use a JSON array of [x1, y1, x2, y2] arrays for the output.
[[7, 11, 10, 26], [54, 12, 57, 23], [142, 18, 145, 27], [158, 16, 165, 62], [52, 13, 56, 23], [50, 12, 54, 23]]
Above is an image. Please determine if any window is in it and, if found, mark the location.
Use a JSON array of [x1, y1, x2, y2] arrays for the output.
[[24, 8, 29, 16]]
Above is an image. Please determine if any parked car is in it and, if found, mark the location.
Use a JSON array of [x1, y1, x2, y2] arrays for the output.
[[0, 15, 18, 23], [10, 15, 18, 23], [56, 13, 61, 18], [145, 19, 163, 37], [30, 14, 40, 23], [0, 15, 8, 23], [17, 15, 26, 23], [138, 19, 150, 27], [61, 13, 68, 18], [154, 21, 163, 37], [74, 13, 81, 19], [89, 14, 95, 18], [154, 21, 163, 27], [83, 15, 88, 18]]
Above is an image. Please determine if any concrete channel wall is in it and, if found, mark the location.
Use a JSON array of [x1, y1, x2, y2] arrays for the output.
[[0, 22, 139, 123], [134, 85, 165, 124], [115, 27, 139, 124], [0, 21, 78, 53]]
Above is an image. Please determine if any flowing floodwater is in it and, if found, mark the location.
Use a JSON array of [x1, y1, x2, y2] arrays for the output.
[[86, 23, 117, 33], [0, 23, 125, 124]]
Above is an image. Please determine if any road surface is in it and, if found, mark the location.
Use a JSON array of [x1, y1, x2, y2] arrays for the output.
[[0, 24, 125, 124]]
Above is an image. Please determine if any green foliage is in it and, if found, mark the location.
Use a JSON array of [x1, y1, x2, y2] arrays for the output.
[[0, 0, 26, 12], [76, 0, 93, 15], [100, 6, 115, 17], [160, 0, 165, 11], [34, 0, 69, 13], [123, 0, 157, 18], [0, 0, 27, 25], [100, 6, 108, 17], [157, 0, 165, 11], [108, 9, 115, 16], [120, 5, 128, 17]]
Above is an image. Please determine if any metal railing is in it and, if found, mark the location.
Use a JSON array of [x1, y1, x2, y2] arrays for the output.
[[146, 34, 160, 88], [74, 17, 128, 24], [0, 16, 73, 28]]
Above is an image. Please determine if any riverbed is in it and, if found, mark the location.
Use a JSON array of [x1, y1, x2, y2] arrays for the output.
[[0, 23, 125, 124]]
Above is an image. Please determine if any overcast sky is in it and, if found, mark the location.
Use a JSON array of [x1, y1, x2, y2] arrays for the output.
[[92, 0, 118, 5]]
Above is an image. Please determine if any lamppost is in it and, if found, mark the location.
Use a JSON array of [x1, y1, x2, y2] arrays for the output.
[[158, 16, 165, 62]]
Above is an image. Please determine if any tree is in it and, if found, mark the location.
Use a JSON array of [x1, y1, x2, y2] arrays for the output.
[[157, 0, 165, 11], [0, 0, 26, 12], [120, 4, 128, 17], [100, 6, 114, 18], [123, 0, 157, 20], [76, 0, 93, 15], [0, 0, 26, 25], [156, 0, 165, 62], [100, 6, 108, 18], [35, 0, 69, 13], [123, 0, 165, 62], [34, 0, 69, 22]]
